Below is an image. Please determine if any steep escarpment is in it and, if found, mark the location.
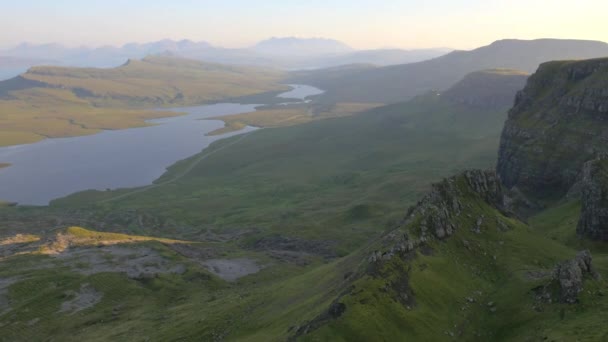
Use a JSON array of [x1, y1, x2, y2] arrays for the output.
[[497, 58, 608, 201], [441, 69, 528, 110]]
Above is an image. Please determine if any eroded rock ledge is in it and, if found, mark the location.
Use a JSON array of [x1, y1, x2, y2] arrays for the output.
[[370, 169, 504, 262]]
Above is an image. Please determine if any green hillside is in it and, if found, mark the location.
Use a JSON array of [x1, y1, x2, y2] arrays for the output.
[[2, 58, 608, 340], [20, 56, 287, 107], [0, 56, 286, 147], [43, 91, 507, 251]]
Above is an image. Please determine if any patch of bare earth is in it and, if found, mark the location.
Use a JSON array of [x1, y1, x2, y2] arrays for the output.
[[0, 277, 20, 315], [56, 245, 186, 278], [202, 258, 262, 281], [59, 283, 103, 314]]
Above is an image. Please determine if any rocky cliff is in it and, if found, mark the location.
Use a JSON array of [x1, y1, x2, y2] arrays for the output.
[[497, 58, 608, 201], [370, 169, 506, 262]]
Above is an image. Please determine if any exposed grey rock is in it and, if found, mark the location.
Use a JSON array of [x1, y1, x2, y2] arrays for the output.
[[368, 170, 504, 263], [496, 217, 510, 232], [552, 250, 598, 304], [577, 156, 608, 240]]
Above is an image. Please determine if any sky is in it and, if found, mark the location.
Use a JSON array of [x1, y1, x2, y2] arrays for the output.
[[2, 0, 608, 50]]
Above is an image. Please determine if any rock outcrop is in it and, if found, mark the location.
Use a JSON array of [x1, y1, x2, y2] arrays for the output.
[[552, 250, 598, 304], [370, 169, 504, 262], [497, 58, 608, 201], [577, 156, 608, 240]]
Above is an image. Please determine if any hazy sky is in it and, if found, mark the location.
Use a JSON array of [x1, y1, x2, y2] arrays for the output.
[[3, 0, 608, 50]]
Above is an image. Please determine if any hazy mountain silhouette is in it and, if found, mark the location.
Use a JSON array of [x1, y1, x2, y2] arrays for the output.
[[291, 39, 608, 103]]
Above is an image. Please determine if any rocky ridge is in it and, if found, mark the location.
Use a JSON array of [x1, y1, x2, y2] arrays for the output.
[[369, 169, 505, 263]]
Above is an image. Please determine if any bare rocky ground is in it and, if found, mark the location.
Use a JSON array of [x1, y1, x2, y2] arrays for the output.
[[0, 277, 20, 315], [0, 229, 265, 282], [59, 283, 103, 314], [202, 258, 263, 281], [55, 245, 187, 278]]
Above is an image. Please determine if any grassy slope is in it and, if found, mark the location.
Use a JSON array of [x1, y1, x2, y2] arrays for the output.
[[4, 186, 607, 341], [0, 93, 512, 340], [22, 56, 286, 108], [306, 179, 608, 342], [2, 83, 608, 340], [0, 225, 346, 341], [0, 56, 286, 147], [0, 87, 180, 146], [206, 102, 381, 136], [50, 94, 507, 253]]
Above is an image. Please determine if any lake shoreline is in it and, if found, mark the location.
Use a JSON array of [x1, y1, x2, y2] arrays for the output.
[[0, 85, 324, 205]]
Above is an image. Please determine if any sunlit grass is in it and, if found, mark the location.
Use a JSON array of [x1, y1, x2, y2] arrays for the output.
[[0, 56, 287, 146], [207, 102, 381, 135]]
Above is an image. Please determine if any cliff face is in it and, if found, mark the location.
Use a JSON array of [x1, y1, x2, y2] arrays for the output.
[[497, 58, 608, 200]]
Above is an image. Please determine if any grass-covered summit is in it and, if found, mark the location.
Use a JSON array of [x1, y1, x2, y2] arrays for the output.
[[20, 56, 286, 107], [0, 56, 286, 147]]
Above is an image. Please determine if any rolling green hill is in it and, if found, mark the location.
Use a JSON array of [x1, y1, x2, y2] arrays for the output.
[[0, 56, 287, 147], [19, 56, 287, 107], [0, 73, 514, 340], [2, 58, 608, 340], [301, 57, 608, 341], [441, 69, 529, 109]]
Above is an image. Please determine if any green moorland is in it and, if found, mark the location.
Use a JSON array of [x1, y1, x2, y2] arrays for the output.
[[206, 102, 381, 136], [2, 65, 608, 340], [0, 56, 287, 147], [0, 90, 517, 339], [44, 93, 508, 251], [301, 177, 608, 342], [2, 170, 607, 341]]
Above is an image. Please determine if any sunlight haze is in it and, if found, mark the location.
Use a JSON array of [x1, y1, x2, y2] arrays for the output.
[[3, 0, 608, 49]]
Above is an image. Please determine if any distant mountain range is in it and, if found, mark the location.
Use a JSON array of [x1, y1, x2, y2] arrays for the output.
[[252, 37, 354, 56], [0, 38, 451, 80], [1, 39, 214, 68], [290, 39, 608, 104]]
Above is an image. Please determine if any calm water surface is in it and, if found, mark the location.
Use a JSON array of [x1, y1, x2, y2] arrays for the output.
[[0, 85, 322, 205]]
